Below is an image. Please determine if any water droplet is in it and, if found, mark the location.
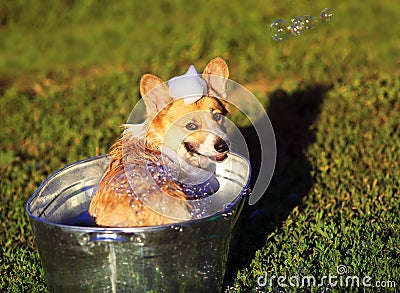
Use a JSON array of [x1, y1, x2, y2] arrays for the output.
[[170, 225, 184, 232], [222, 211, 234, 219], [133, 234, 145, 245], [290, 16, 305, 35], [242, 188, 252, 199], [77, 233, 90, 246], [321, 8, 334, 22], [269, 19, 291, 41]]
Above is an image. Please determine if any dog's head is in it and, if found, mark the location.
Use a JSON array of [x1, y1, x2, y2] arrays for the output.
[[139, 57, 230, 169]]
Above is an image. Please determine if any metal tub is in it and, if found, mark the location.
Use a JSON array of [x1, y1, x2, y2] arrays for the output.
[[26, 154, 250, 293]]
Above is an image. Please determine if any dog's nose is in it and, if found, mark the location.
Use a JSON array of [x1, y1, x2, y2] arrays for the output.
[[214, 138, 229, 153]]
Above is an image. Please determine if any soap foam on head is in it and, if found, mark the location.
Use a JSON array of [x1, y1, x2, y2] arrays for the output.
[[168, 65, 207, 104]]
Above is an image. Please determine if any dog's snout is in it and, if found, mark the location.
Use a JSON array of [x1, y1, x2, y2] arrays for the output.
[[214, 138, 229, 153]]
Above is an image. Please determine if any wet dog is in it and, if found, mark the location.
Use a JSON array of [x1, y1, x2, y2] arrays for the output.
[[89, 57, 230, 227]]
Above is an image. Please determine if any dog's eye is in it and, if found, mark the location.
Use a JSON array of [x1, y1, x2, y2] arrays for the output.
[[185, 122, 198, 131], [212, 112, 222, 122]]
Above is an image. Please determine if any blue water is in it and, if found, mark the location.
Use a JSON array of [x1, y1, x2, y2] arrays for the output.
[[63, 211, 97, 227]]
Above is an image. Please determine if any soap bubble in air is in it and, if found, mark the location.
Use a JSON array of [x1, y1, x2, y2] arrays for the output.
[[269, 8, 334, 41], [303, 15, 317, 30], [321, 8, 334, 22], [290, 16, 305, 35], [269, 19, 291, 42]]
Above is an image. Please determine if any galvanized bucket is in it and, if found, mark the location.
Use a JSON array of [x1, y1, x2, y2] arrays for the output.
[[26, 153, 250, 293]]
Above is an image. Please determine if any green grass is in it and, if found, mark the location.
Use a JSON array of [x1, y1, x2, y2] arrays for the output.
[[1, 1, 399, 292], [230, 76, 399, 292]]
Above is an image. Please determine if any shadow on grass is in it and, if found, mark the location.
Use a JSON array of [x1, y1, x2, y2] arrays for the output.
[[225, 84, 330, 286]]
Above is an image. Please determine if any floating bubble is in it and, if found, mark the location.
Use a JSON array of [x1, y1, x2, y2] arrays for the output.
[[290, 16, 305, 35], [321, 8, 334, 22], [269, 8, 334, 41], [269, 19, 291, 41], [303, 15, 317, 30]]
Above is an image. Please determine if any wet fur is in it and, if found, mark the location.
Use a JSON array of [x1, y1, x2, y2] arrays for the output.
[[89, 57, 229, 227]]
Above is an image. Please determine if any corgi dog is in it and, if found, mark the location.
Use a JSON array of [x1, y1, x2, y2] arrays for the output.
[[88, 57, 230, 227]]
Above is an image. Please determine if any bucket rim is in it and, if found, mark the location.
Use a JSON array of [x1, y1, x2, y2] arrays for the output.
[[26, 153, 251, 233]]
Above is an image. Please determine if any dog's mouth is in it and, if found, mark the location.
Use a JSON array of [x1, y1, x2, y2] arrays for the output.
[[184, 142, 228, 162], [214, 153, 228, 162]]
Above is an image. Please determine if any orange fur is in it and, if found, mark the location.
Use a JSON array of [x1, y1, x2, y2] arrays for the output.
[[89, 57, 230, 227]]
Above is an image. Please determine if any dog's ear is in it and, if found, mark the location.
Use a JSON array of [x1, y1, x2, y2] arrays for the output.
[[140, 74, 172, 116], [202, 57, 229, 99]]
